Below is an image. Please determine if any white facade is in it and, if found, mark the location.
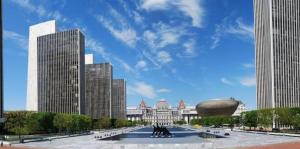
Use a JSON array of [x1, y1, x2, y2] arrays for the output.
[[27, 20, 57, 111], [232, 103, 246, 116], [85, 54, 94, 64], [127, 100, 200, 126]]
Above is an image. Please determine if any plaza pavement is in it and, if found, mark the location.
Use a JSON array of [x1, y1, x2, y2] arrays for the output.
[[11, 127, 300, 149]]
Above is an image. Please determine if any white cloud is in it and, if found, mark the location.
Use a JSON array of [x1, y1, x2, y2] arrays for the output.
[[143, 22, 185, 50], [221, 77, 233, 85], [179, 39, 197, 58], [157, 51, 172, 64], [156, 88, 171, 93], [135, 60, 148, 71], [114, 57, 135, 73], [86, 37, 110, 61], [129, 82, 157, 99], [11, 0, 68, 22], [4, 30, 27, 50], [240, 75, 256, 87], [227, 18, 254, 38], [141, 0, 170, 10], [141, 0, 204, 27], [211, 17, 253, 49], [173, 0, 204, 27], [133, 11, 144, 24], [86, 37, 137, 75], [242, 63, 255, 68], [95, 8, 138, 48]]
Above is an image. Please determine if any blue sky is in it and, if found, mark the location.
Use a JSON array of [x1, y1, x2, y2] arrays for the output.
[[3, 0, 255, 110]]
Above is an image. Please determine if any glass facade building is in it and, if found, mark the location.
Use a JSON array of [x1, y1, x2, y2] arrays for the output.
[[112, 79, 126, 119], [37, 29, 85, 114], [85, 63, 112, 119], [255, 0, 300, 109]]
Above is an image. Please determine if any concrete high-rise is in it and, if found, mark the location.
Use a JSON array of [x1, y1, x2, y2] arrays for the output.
[[37, 29, 85, 114], [27, 20, 57, 111], [85, 63, 112, 119], [85, 54, 94, 64], [112, 79, 126, 119], [254, 0, 300, 109]]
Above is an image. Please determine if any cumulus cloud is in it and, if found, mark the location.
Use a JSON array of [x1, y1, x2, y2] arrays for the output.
[[11, 0, 68, 22], [240, 75, 256, 87], [4, 30, 28, 50], [156, 88, 171, 93], [95, 8, 138, 48], [178, 39, 197, 58], [157, 51, 172, 64], [211, 17, 253, 49], [141, 0, 204, 27], [242, 63, 255, 68], [96, 15, 137, 47], [129, 82, 157, 99], [143, 22, 185, 50], [135, 60, 148, 71]]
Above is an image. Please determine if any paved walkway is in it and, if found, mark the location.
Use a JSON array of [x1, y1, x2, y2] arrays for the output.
[[12, 127, 300, 149], [239, 141, 300, 149]]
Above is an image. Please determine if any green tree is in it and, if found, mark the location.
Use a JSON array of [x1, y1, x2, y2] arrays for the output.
[[275, 108, 292, 128], [242, 111, 258, 130], [4, 111, 33, 142], [115, 119, 126, 128], [292, 114, 300, 130], [190, 119, 201, 125], [257, 109, 273, 130], [53, 113, 72, 133], [98, 117, 111, 129]]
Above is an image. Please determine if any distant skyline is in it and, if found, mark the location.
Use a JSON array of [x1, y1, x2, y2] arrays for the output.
[[3, 0, 255, 110]]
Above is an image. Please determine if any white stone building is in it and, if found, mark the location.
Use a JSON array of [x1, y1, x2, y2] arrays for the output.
[[27, 20, 57, 111], [127, 99, 200, 126]]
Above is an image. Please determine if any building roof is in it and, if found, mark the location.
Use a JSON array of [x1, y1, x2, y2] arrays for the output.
[[156, 99, 170, 110], [139, 99, 147, 109], [178, 100, 186, 109]]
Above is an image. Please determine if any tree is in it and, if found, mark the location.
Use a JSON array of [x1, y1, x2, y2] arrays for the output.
[[241, 111, 258, 130], [53, 113, 72, 133], [257, 109, 273, 130], [4, 111, 33, 142], [292, 114, 300, 130], [190, 119, 201, 125], [98, 117, 111, 129], [115, 119, 126, 128], [275, 108, 292, 128]]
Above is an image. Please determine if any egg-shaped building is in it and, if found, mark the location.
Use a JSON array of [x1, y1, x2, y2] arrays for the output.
[[195, 99, 239, 117]]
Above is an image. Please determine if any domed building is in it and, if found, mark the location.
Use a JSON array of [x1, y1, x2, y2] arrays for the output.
[[127, 99, 200, 126]]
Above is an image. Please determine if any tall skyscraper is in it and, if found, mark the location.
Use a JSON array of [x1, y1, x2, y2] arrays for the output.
[[0, 0, 3, 121], [37, 29, 85, 114], [27, 20, 57, 111], [85, 63, 112, 119], [112, 79, 126, 119], [254, 0, 300, 109]]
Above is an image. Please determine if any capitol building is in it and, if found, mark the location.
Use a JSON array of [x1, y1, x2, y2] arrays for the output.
[[126, 99, 200, 126]]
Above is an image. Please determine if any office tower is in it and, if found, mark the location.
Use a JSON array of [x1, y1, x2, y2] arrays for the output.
[[27, 20, 57, 111], [0, 0, 3, 121], [254, 0, 300, 109], [85, 54, 94, 64], [85, 63, 112, 119], [37, 29, 85, 114], [112, 79, 126, 119]]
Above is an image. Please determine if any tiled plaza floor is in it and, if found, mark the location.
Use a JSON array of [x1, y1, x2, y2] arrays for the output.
[[12, 128, 300, 149]]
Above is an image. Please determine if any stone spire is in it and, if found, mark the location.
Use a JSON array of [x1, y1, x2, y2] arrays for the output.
[[139, 99, 147, 109], [178, 100, 186, 109]]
